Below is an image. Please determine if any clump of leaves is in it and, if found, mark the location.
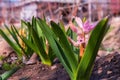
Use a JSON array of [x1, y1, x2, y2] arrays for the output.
[[36, 16, 110, 80], [0, 23, 34, 63], [0, 17, 56, 66], [18, 17, 56, 66], [0, 56, 5, 61], [2, 62, 17, 71]]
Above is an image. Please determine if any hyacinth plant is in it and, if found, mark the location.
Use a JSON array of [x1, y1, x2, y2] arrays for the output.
[[0, 24, 34, 61], [17, 17, 55, 66], [0, 23, 33, 79], [0, 17, 56, 66], [0, 17, 55, 79], [34, 16, 110, 80]]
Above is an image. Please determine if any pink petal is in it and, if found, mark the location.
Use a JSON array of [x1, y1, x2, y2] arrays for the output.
[[83, 20, 90, 27], [68, 37, 79, 47], [83, 21, 98, 33], [69, 22, 82, 35], [75, 17, 83, 29]]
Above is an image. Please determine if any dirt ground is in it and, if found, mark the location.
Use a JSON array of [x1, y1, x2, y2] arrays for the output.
[[7, 52, 120, 80], [91, 52, 120, 80], [8, 62, 70, 80]]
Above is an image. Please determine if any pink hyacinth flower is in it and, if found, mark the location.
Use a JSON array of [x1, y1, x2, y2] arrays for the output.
[[68, 17, 98, 47], [69, 22, 85, 47], [75, 17, 97, 34]]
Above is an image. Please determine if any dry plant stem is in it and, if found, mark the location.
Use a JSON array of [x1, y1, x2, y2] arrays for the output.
[[18, 28, 27, 62], [71, 3, 79, 17], [46, 40, 49, 54], [18, 29, 26, 49], [48, 3, 54, 19]]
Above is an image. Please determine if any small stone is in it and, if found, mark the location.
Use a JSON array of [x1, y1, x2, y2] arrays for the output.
[[97, 67, 102, 74], [107, 70, 112, 74], [11, 57, 17, 60], [37, 77, 40, 79], [101, 78, 108, 80], [51, 65, 57, 70], [41, 67, 45, 71]]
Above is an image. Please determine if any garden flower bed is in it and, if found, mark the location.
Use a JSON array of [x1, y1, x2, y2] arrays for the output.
[[0, 16, 115, 80]]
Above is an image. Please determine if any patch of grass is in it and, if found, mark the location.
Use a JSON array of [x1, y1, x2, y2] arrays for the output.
[[0, 56, 5, 61], [2, 62, 18, 71]]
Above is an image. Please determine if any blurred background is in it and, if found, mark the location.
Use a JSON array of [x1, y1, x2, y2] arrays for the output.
[[0, 0, 120, 26], [0, 0, 120, 54], [0, 0, 120, 67]]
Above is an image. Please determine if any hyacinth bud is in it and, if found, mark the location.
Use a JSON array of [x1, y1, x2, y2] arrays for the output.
[[18, 28, 26, 49]]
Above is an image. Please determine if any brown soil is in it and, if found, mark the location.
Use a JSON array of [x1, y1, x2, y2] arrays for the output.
[[8, 62, 70, 80], [91, 52, 120, 80], [8, 52, 120, 80]]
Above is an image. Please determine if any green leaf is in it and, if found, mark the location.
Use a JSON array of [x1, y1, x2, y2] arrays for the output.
[[0, 67, 20, 80], [76, 17, 109, 80], [11, 26, 26, 54], [51, 21, 78, 73], [0, 29, 22, 57], [48, 46, 56, 62], [36, 19, 73, 78], [31, 26, 51, 65], [58, 21, 66, 33], [4, 25, 18, 43]]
